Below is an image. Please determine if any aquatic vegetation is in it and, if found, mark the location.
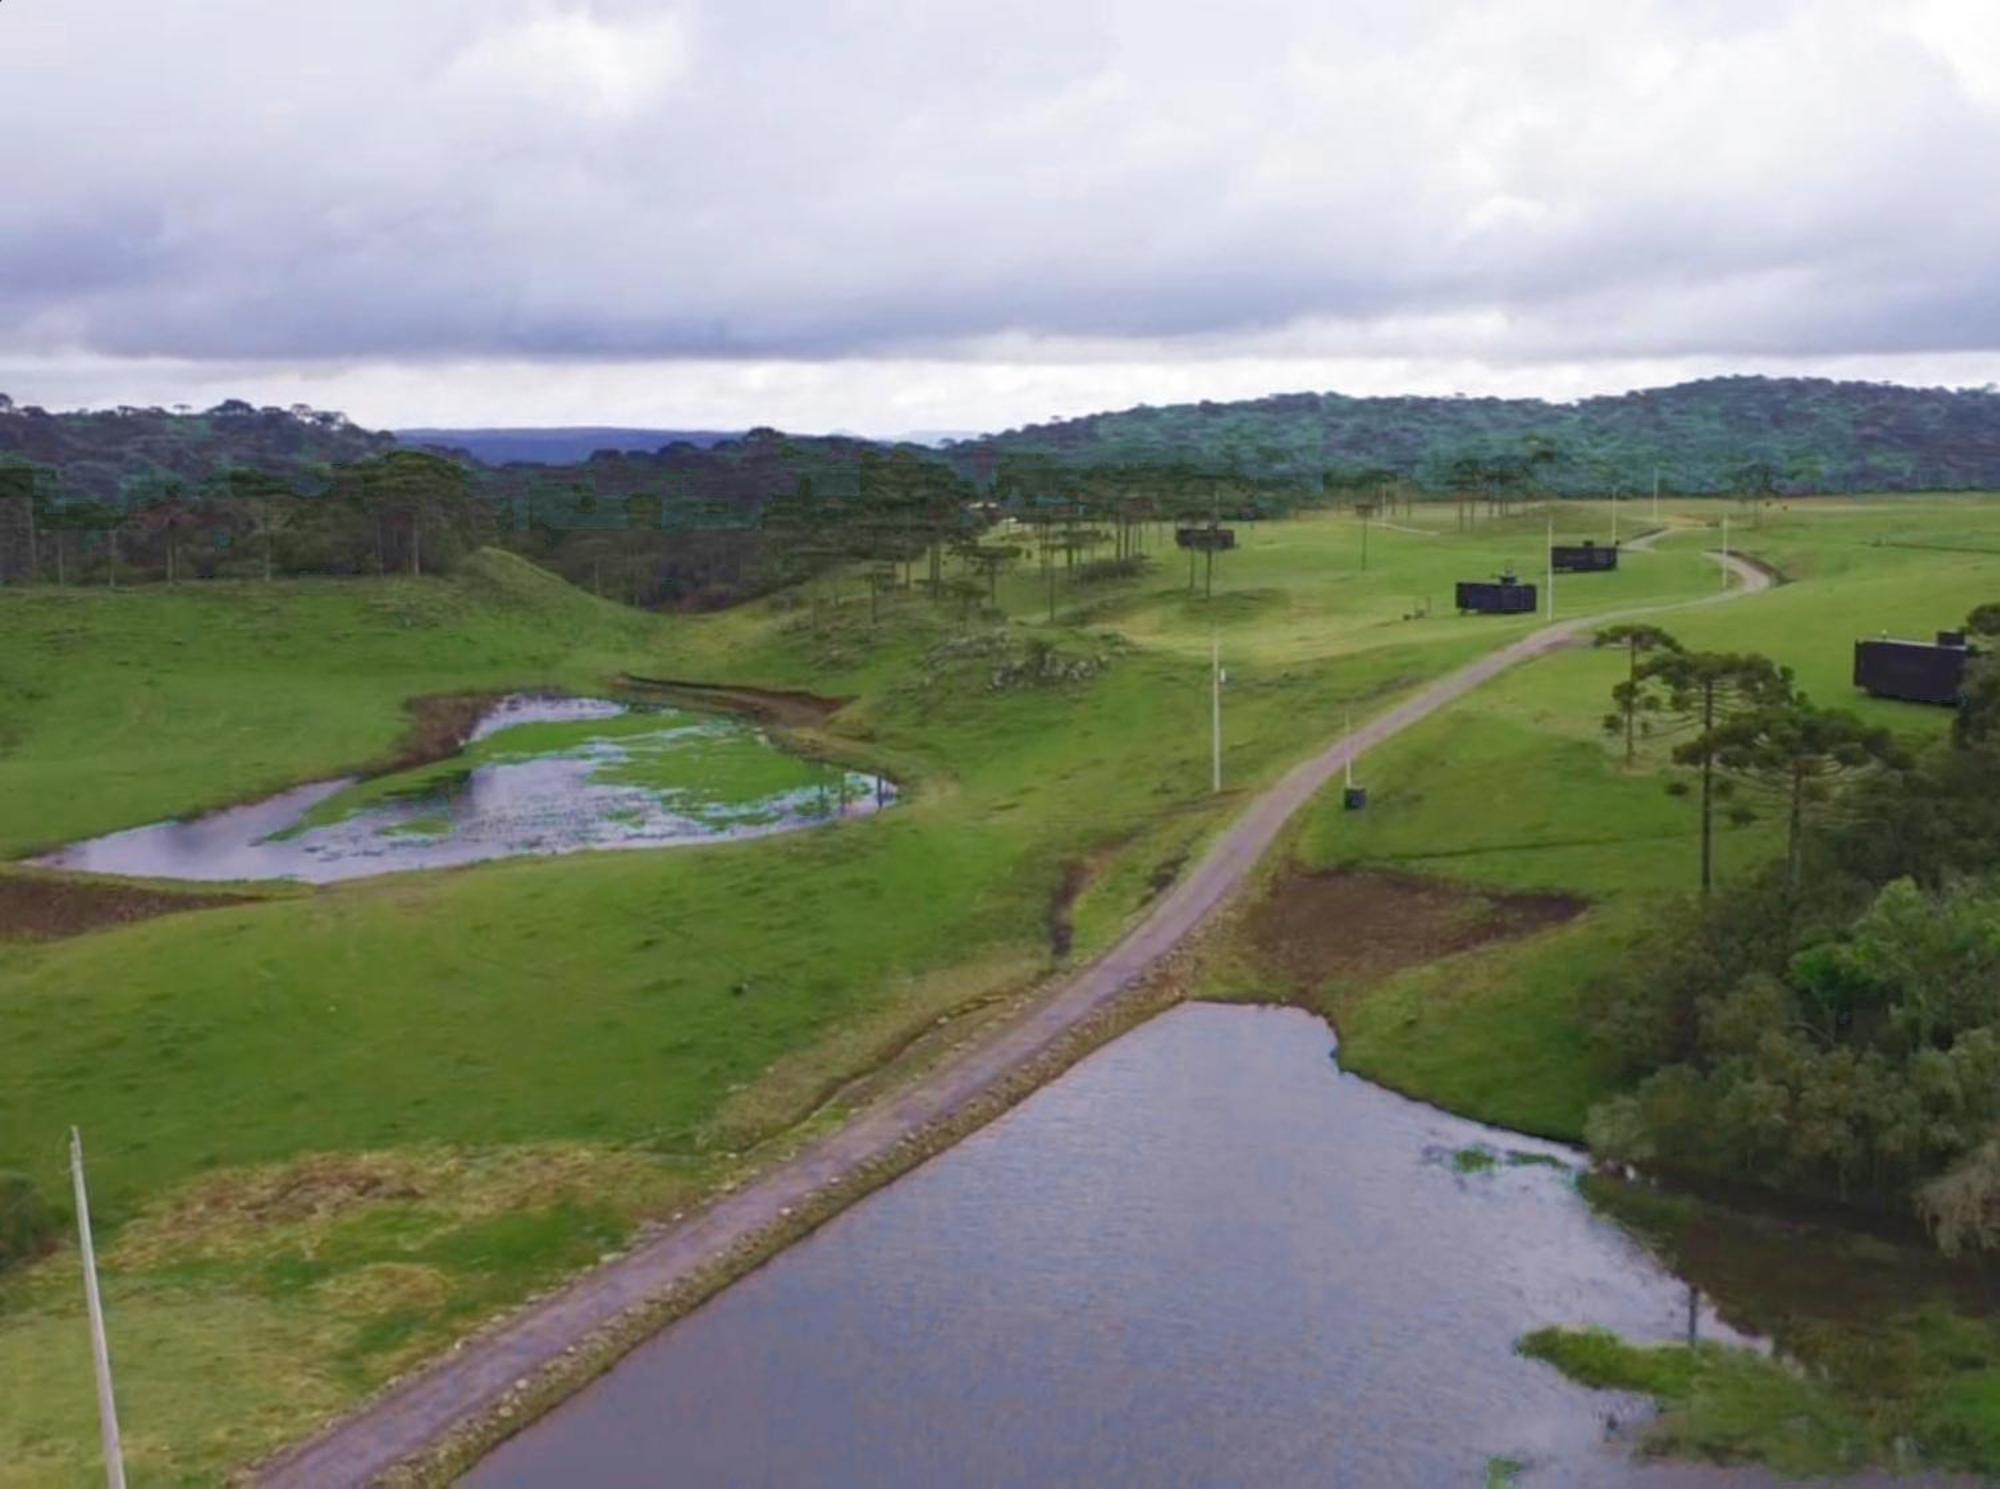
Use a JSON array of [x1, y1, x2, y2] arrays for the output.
[[41, 695, 895, 883], [1519, 1326, 1869, 1475]]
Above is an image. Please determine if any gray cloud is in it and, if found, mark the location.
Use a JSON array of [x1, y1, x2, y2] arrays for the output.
[[3, 0, 2000, 408]]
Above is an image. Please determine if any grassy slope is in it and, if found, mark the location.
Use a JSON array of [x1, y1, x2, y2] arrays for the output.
[[0, 552, 658, 858], [1277, 498, 2000, 1137], [0, 512, 1726, 1483]]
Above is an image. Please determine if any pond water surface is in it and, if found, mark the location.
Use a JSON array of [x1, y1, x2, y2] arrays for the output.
[[469, 1004, 1854, 1489], [32, 695, 894, 884]]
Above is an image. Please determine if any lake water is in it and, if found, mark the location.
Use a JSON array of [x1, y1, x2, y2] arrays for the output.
[[468, 1004, 1838, 1489], [31, 695, 894, 884]]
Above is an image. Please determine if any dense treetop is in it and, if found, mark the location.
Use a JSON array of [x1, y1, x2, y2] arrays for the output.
[[0, 395, 394, 504], [952, 376, 2000, 494]]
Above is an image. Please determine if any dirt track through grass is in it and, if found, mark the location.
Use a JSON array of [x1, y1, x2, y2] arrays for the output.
[[259, 552, 1773, 1486]]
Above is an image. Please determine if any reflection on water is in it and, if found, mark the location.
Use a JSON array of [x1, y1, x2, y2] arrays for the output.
[[469, 1005, 1831, 1489], [32, 695, 894, 885]]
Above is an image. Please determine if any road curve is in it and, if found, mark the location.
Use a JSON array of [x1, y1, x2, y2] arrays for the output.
[[262, 550, 1771, 1487]]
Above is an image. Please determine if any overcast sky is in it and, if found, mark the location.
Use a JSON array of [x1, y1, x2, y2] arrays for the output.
[[4, 0, 2000, 434]]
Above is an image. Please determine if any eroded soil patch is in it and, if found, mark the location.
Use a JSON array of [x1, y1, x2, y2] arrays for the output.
[[1244, 867, 1584, 994], [0, 872, 256, 942], [617, 675, 850, 728]]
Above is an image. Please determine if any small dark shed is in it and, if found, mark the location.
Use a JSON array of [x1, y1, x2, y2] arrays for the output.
[[1853, 631, 1975, 706], [1455, 574, 1538, 615], [1551, 539, 1619, 573], [1175, 526, 1237, 552]]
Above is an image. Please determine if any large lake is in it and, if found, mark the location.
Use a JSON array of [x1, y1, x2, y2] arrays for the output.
[[468, 1004, 1861, 1489], [32, 695, 894, 884]]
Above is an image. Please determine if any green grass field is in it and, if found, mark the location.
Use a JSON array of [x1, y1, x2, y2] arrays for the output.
[[0, 500, 1989, 1482], [1266, 498, 2000, 1137]]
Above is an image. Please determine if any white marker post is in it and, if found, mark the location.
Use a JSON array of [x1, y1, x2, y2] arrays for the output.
[[1210, 630, 1224, 794], [70, 1129, 126, 1489]]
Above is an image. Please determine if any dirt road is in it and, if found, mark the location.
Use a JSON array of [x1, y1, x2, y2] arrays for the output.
[[261, 552, 1771, 1487]]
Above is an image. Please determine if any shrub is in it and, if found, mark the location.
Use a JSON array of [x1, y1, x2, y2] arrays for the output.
[[1073, 556, 1149, 583], [0, 1171, 56, 1272]]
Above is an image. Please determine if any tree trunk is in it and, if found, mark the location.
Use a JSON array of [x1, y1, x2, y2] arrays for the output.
[[1699, 682, 1715, 894], [1625, 644, 1638, 762], [1787, 767, 1804, 890]]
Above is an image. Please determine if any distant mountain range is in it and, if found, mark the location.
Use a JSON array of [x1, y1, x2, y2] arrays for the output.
[[396, 427, 740, 464]]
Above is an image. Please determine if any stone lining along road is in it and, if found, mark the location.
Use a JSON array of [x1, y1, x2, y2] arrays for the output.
[[260, 550, 1771, 1487]]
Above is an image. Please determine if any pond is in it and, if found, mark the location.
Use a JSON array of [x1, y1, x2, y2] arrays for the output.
[[468, 1004, 1844, 1489], [31, 695, 894, 884]]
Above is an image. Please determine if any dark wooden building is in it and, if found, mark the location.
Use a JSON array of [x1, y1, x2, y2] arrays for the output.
[[1175, 526, 1237, 552], [1551, 539, 1619, 573], [1853, 631, 1976, 706], [1456, 574, 1538, 615]]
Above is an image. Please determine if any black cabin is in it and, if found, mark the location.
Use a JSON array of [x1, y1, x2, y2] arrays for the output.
[[1175, 526, 1237, 552], [1456, 574, 1538, 615], [1853, 631, 1975, 706], [1551, 539, 1619, 573]]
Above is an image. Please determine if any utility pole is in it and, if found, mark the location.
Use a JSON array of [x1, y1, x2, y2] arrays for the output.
[[1652, 465, 1661, 521], [1611, 488, 1619, 545], [71, 1129, 126, 1489], [1211, 629, 1223, 795], [1721, 513, 1730, 590]]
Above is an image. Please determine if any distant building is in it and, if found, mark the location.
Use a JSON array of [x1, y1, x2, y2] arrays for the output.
[[1175, 526, 1237, 551], [1853, 631, 1975, 706], [1551, 539, 1619, 573], [1456, 574, 1538, 614]]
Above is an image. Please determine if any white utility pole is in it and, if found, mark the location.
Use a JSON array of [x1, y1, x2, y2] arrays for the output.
[[70, 1129, 126, 1489], [1210, 630, 1223, 794]]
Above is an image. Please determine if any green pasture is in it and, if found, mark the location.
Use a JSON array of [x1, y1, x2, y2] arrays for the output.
[[2, 496, 1991, 1481], [1280, 497, 2000, 1136]]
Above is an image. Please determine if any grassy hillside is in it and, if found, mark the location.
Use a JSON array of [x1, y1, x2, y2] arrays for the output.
[[0, 513, 1736, 1482], [0, 550, 656, 856], [1216, 497, 2000, 1138]]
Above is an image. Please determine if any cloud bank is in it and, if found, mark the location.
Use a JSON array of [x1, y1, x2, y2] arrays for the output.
[[3, 0, 1998, 429]]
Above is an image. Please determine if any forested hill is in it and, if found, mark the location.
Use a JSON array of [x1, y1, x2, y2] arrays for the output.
[[953, 377, 2000, 494], [0, 396, 394, 504]]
